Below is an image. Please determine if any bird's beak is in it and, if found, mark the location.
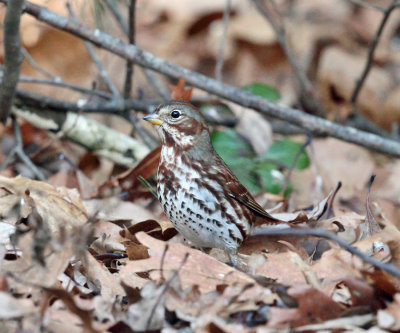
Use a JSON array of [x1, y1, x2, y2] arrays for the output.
[[143, 113, 163, 125]]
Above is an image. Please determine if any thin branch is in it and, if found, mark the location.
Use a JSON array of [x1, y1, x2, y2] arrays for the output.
[[103, 0, 169, 100], [350, 0, 400, 111], [13, 87, 236, 127], [348, 0, 386, 12], [123, 0, 136, 99], [146, 252, 189, 330], [142, 69, 170, 100], [17, 75, 112, 99], [119, 0, 157, 146], [13, 87, 158, 148], [6, 46, 108, 99], [8, 0, 400, 157], [1, 116, 46, 180], [251, 0, 325, 117], [14, 88, 153, 114], [21, 47, 57, 80], [215, 0, 231, 82], [84, 38, 120, 97], [0, 0, 24, 123], [103, 0, 128, 35], [66, 2, 119, 97], [67, 1, 156, 148], [251, 227, 400, 278]]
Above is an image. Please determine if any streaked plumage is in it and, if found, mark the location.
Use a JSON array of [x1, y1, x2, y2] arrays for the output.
[[144, 101, 280, 264]]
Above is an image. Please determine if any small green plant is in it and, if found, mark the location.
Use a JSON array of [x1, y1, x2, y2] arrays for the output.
[[241, 82, 281, 101], [210, 82, 309, 196], [211, 129, 309, 196]]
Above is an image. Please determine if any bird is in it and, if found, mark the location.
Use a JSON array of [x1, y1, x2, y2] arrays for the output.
[[143, 101, 283, 265]]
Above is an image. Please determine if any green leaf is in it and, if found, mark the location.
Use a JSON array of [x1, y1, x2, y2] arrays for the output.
[[263, 139, 310, 170], [229, 157, 261, 194], [255, 163, 292, 196], [211, 129, 254, 160], [241, 82, 281, 101], [211, 129, 260, 193]]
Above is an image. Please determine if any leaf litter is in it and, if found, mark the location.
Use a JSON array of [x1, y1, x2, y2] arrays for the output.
[[0, 136, 400, 332], [2, 1, 400, 331]]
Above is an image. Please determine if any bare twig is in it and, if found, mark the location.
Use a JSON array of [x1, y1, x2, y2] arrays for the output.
[[21, 47, 57, 80], [123, 0, 136, 99], [66, 2, 120, 97], [348, 0, 386, 12], [215, 0, 232, 82], [142, 69, 170, 100], [84, 39, 120, 97], [120, 0, 157, 146], [14, 88, 153, 114], [0, 0, 24, 123], [146, 252, 189, 330], [160, 244, 169, 281], [1, 116, 46, 180], [18, 75, 112, 99], [103, 0, 169, 100], [68, 1, 156, 148], [7, 0, 400, 157], [251, 0, 325, 117], [251, 227, 400, 278], [350, 0, 400, 111], [103, 0, 128, 35]]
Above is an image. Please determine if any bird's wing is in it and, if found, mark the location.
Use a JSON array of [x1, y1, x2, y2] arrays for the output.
[[225, 173, 280, 222], [212, 154, 280, 222]]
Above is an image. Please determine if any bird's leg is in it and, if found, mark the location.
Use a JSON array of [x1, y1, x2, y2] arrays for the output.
[[226, 248, 238, 267]]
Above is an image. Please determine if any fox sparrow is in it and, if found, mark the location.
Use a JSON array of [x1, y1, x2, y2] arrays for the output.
[[143, 101, 282, 264]]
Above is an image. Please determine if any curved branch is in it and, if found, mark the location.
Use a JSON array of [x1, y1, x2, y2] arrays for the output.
[[251, 228, 400, 278], [2, 0, 400, 156]]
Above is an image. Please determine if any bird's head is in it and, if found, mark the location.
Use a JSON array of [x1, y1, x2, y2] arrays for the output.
[[143, 101, 210, 148]]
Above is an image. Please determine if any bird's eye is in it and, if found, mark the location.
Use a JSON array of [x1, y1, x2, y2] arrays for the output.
[[171, 110, 181, 119]]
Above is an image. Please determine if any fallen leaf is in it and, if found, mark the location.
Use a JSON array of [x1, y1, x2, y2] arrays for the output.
[[170, 78, 193, 101], [120, 232, 253, 293], [0, 291, 35, 319], [268, 284, 343, 327]]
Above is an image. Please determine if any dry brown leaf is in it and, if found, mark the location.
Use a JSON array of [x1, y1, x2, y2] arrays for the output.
[[254, 252, 307, 285], [0, 291, 35, 319], [340, 277, 382, 311], [170, 78, 193, 101], [318, 47, 394, 127], [0, 0, 94, 102], [91, 220, 126, 253], [311, 138, 375, 199], [83, 252, 125, 299], [0, 175, 87, 232], [84, 197, 156, 222], [76, 170, 98, 200], [311, 248, 363, 290], [46, 170, 79, 189], [0, 176, 89, 289], [126, 243, 150, 260], [268, 284, 343, 327], [120, 219, 177, 243], [120, 232, 253, 293]]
